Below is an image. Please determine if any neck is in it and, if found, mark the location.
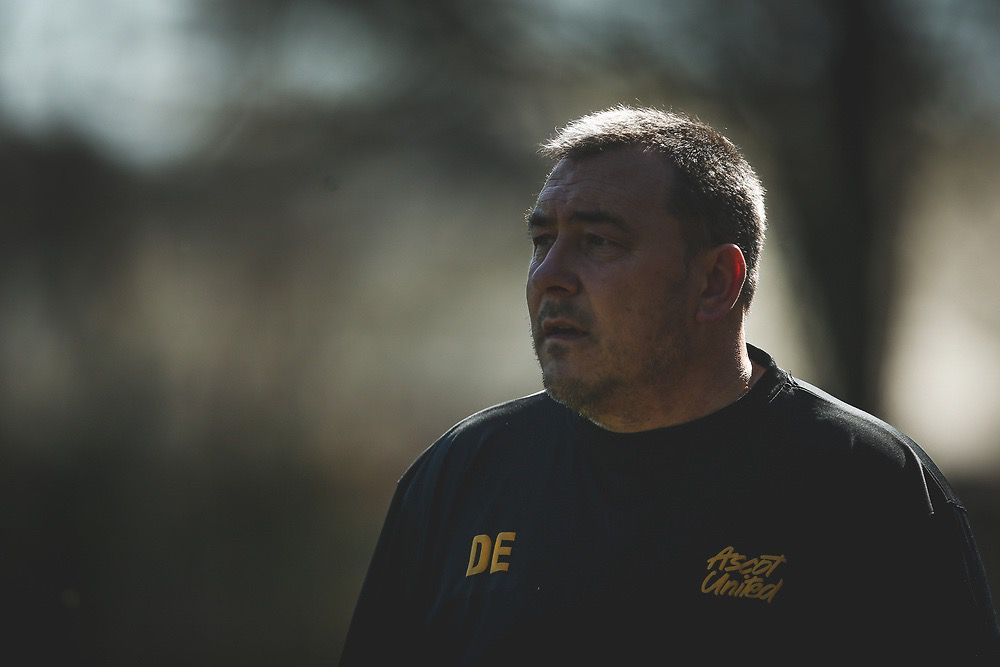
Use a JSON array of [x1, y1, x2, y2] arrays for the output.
[[588, 333, 761, 433]]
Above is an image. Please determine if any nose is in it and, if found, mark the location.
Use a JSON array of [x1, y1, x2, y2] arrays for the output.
[[527, 238, 580, 296]]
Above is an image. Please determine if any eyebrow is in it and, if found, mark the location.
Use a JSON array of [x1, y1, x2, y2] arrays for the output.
[[526, 209, 630, 232]]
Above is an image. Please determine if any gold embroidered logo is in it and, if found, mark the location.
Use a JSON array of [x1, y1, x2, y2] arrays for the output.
[[465, 532, 516, 576], [700, 545, 786, 603]]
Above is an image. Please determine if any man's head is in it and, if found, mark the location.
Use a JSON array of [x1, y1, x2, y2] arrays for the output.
[[526, 106, 767, 429], [539, 106, 767, 308]]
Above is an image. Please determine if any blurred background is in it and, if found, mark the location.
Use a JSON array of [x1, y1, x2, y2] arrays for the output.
[[3, 0, 1000, 663]]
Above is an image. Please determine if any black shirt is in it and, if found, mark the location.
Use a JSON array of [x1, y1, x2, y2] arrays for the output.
[[340, 345, 1000, 664]]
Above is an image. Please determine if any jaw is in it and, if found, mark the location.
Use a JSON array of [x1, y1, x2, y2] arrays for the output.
[[538, 343, 581, 385], [537, 343, 616, 411], [536, 334, 597, 370]]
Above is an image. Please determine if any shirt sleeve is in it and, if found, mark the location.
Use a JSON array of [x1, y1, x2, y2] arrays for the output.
[[338, 468, 430, 666], [852, 454, 1000, 662], [905, 486, 1000, 660]]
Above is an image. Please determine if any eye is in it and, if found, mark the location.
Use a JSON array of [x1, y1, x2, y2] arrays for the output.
[[585, 234, 614, 249], [531, 233, 555, 252]]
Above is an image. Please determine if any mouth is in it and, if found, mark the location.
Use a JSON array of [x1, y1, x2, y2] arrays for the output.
[[541, 318, 588, 341]]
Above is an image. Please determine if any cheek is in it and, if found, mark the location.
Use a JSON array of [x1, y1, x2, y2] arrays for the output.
[[610, 285, 679, 333]]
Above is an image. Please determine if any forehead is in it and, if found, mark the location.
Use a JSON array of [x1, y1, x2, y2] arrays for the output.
[[535, 147, 672, 218]]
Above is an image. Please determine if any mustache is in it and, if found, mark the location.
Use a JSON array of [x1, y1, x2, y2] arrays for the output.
[[534, 302, 594, 330]]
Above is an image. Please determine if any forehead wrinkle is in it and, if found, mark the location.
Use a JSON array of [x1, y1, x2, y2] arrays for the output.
[[535, 176, 661, 221]]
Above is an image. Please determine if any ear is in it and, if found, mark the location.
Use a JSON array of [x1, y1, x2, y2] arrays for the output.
[[694, 244, 747, 323]]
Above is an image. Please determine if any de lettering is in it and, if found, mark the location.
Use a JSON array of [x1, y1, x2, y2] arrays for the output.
[[465, 532, 516, 576]]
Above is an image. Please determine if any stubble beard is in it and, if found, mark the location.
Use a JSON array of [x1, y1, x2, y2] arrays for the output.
[[530, 294, 694, 426], [533, 326, 692, 426], [536, 344, 622, 423], [529, 302, 609, 418]]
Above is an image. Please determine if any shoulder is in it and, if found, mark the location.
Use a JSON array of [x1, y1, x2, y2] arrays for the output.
[[440, 390, 559, 442], [396, 390, 565, 492], [772, 374, 962, 514]]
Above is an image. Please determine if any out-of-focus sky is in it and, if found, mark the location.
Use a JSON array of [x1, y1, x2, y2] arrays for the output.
[[3, 1, 1000, 663]]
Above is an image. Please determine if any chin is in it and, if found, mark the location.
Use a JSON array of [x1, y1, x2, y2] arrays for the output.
[[542, 370, 605, 416]]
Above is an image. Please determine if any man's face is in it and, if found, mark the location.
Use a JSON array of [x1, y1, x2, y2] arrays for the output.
[[526, 146, 700, 422]]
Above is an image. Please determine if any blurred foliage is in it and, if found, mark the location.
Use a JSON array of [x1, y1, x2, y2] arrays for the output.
[[2, 0, 1000, 663]]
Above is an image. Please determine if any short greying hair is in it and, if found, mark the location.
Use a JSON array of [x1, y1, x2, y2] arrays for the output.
[[540, 106, 767, 309]]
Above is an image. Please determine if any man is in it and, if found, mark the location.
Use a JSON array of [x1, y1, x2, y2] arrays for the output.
[[340, 106, 1000, 664]]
